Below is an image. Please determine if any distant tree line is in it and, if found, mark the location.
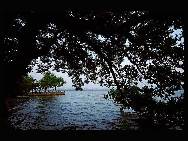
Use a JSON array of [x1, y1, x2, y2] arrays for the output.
[[19, 71, 66, 94]]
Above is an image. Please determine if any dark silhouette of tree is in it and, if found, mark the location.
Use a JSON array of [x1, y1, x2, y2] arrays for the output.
[[1, 10, 184, 129], [19, 75, 35, 94]]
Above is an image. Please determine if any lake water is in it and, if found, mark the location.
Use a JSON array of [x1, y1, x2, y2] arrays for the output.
[[7, 90, 130, 130]]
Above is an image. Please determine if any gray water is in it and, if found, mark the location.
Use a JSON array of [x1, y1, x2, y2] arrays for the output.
[[8, 90, 128, 130]]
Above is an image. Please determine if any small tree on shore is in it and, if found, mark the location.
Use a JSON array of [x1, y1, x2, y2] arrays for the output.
[[39, 71, 66, 92], [51, 76, 66, 91], [39, 72, 52, 92]]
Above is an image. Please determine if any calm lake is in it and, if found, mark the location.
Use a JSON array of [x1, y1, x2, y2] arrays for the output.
[[7, 90, 133, 130]]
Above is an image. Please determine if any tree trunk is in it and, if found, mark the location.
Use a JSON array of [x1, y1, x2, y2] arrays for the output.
[[45, 87, 47, 93]]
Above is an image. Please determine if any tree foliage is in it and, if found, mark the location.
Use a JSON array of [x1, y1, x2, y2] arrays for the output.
[[106, 86, 184, 129], [1, 10, 184, 94], [51, 76, 66, 91], [39, 71, 65, 92]]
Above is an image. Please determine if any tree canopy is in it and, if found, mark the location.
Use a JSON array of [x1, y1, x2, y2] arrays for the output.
[[39, 71, 66, 92], [1, 10, 184, 96]]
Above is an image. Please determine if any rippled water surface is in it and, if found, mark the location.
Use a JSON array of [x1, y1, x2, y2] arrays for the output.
[[8, 90, 127, 130]]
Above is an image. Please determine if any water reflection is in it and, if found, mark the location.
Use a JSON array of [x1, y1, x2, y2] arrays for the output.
[[8, 90, 129, 130]]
